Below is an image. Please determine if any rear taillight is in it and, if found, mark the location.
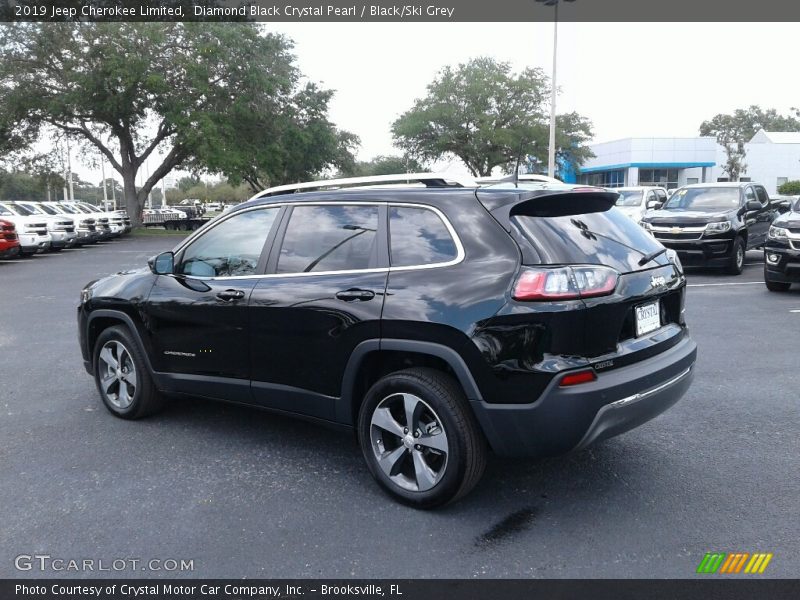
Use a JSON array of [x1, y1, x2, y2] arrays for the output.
[[512, 266, 619, 301]]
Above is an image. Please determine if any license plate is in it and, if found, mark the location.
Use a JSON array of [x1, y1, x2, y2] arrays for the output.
[[635, 301, 661, 336]]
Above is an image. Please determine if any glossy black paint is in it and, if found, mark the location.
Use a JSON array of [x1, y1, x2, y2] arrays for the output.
[[641, 183, 777, 266], [78, 185, 696, 457]]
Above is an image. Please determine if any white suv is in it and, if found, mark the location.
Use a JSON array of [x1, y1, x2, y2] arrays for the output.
[[613, 186, 669, 223]]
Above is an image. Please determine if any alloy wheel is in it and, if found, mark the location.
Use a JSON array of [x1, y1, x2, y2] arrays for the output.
[[97, 340, 137, 409], [369, 393, 449, 492]]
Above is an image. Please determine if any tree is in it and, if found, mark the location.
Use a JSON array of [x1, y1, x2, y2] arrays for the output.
[[391, 57, 593, 178], [778, 180, 800, 196], [0, 23, 357, 225], [342, 155, 425, 178], [700, 106, 800, 182]]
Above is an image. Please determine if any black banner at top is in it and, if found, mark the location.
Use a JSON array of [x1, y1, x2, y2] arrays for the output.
[[3, 0, 800, 22]]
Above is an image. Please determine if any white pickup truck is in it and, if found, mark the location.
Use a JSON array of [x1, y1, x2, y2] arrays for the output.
[[0, 201, 51, 255]]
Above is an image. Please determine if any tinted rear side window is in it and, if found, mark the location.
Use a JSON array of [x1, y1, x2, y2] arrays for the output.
[[389, 206, 458, 267], [277, 205, 379, 273], [512, 208, 665, 272]]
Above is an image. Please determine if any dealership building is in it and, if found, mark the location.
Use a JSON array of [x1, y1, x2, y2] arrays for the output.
[[574, 131, 800, 195]]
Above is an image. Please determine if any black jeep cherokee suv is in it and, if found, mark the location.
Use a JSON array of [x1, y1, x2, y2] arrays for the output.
[[640, 182, 778, 275], [78, 178, 697, 508]]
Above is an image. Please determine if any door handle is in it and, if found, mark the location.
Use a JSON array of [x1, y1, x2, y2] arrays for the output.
[[217, 289, 246, 301], [335, 288, 375, 302]]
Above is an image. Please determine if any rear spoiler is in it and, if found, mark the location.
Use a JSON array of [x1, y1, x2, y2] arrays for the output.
[[483, 189, 619, 230]]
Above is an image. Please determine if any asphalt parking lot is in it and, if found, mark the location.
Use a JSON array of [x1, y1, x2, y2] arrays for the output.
[[1, 235, 798, 579]]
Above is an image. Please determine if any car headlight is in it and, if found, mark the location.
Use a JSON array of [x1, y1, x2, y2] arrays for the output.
[[80, 288, 92, 305], [768, 226, 789, 240], [640, 221, 653, 231], [704, 221, 731, 234]]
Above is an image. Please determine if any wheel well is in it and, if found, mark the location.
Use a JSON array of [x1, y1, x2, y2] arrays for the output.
[[349, 350, 459, 426], [738, 230, 747, 244], [87, 317, 126, 363]]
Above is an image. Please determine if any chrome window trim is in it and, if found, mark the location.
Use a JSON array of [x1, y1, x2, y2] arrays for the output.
[[172, 201, 465, 282]]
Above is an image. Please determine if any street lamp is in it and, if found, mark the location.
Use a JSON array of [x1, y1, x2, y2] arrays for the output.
[[536, 0, 575, 178]]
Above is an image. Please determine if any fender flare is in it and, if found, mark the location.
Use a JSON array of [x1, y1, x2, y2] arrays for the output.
[[337, 338, 483, 424], [86, 309, 156, 376]]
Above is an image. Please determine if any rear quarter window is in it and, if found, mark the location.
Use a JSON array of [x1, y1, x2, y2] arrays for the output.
[[389, 206, 458, 267]]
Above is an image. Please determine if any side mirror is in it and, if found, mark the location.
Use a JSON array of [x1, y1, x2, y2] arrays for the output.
[[646, 200, 659, 210], [745, 200, 762, 212], [775, 200, 791, 214], [148, 251, 175, 275]]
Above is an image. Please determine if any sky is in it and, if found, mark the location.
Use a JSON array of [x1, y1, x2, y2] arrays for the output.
[[71, 22, 800, 185]]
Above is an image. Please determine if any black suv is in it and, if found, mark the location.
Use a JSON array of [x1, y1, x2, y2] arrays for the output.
[[641, 182, 778, 274], [78, 177, 697, 508], [764, 195, 800, 291]]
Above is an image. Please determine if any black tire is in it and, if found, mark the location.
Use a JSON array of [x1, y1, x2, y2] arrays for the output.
[[765, 268, 791, 292], [93, 325, 164, 419], [727, 237, 745, 275], [357, 367, 487, 509]]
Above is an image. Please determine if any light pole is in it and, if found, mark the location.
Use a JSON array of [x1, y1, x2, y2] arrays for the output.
[[536, 0, 574, 178]]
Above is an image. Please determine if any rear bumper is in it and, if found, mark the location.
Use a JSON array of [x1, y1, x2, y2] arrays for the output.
[[469, 333, 697, 457]]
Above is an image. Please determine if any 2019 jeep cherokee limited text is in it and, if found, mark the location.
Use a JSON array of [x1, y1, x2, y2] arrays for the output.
[[78, 175, 697, 508]]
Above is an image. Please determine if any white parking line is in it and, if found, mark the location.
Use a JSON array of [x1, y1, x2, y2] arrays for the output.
[[790, 309, 800, 313], [687, 282, 764, 287]]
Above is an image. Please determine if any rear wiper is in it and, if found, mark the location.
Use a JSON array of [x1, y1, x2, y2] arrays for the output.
[[638, 247, 667, 267]]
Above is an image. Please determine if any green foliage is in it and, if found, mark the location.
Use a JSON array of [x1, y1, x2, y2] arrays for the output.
[[777, 180, 800, 195], [391, 57, 593, 177], [340, 155, 425, 178], [0, 23, 357, 223], [699, 106, 800, 181], [165, 180, 252, 205]]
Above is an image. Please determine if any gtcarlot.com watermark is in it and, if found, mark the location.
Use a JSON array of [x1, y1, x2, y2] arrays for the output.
[[14, 554, 194, 573]]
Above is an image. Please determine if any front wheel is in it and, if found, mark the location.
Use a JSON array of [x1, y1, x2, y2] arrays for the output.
[[765, 268, 791, 292], [727, 237, 745, 275], [357, 368, 487, 509], [93, 326, 164, 419]]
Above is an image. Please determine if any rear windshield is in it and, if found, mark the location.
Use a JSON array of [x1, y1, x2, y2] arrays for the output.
[[615, 190, 644, 206], [512, 207, 666, 273], [664, 187, 740, 211]]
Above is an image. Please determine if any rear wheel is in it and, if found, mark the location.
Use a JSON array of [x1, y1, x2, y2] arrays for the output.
[[357, 368, 486, 509], [727, 237, 745, 275], [93, 326, 164, 419]]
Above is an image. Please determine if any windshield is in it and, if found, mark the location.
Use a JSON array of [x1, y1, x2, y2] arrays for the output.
[[0, 205, 13, 217], [19, 203, 44, 215], [36, 204, 58, 215], [615, 190, 644, 207], [56, 203, 79, 214], [2, 202, 32, 216], [664, 187, 740, 211]]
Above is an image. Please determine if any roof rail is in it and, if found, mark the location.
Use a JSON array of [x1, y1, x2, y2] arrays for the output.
[[252, 172, 477, 199]]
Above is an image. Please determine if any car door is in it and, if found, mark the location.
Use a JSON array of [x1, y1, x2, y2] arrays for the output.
[[742, 185, 768, 248], [752, 185, 775, 246], [248, 202, 388, 422], [142, 206, 282, 402]]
